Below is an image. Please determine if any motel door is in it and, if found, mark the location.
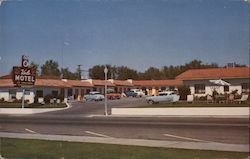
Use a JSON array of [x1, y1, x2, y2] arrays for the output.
[[60, 88, 64, 101], [148, 89, 152, 96], [155, 89, 159, 96], [81, 89, 84, 100]]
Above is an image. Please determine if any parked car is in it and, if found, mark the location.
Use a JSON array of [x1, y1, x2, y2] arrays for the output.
[[84, 91, 104, 101], [146, 91, 180, 104], [125, 91, 138, 97], [130, 89, 145, 97], [107, 92, 121, 100]]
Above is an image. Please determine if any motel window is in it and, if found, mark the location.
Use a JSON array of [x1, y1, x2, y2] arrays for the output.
[[86, 89, 91, 94], [36, 90, 43, 98], [68, 89, 73, 96], [169, 87, 175, 91], [24, 89, 30, 95], [81, 89, 84, 96], [9, 89, 17, 99], [75, 89, 79, 99], [52, 90, 58, 98], [99, 88, 102, 93], [194, 84, 205, 94], [224, 86, 229, 92], [93, 87, 97, 91], [242, 83, 250, 93], [161, 87, 166, 91]]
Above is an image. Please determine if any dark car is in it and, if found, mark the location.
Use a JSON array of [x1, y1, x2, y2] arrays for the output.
[[125, 91, 137, 97]]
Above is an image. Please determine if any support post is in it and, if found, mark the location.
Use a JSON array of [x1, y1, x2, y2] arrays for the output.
[[22, 89, 25, 109]]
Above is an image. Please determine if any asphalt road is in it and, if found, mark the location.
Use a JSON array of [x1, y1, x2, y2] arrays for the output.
[[45, 97, 148, 116], [0, 98, 249, 145]]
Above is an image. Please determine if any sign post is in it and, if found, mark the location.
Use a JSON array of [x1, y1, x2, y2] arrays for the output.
[[12, 55, 36, 108], [22, 89, 25, 109]]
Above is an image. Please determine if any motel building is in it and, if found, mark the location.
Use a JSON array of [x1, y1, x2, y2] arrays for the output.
[[0, 67, 249, 103], [176, 67, 250, 97]]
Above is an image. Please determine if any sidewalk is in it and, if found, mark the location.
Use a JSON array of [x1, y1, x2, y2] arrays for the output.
[[0, 132, 248, 152]]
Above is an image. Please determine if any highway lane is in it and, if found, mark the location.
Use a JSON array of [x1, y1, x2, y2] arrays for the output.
[[0, 98, 249, 145], [0, 116, 249, 144]]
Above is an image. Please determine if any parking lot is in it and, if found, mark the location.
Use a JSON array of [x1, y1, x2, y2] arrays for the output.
[[45, 97, 147, 116]]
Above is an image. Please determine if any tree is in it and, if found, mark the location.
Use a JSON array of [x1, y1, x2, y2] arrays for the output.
[[143, 67, 164, 80], [61, 68, 78, 80], [41, 60, 61, 77], [30, 61, 39, 75], [177, 85, 191, 100], [116, 66, 139, 80], [89, 65, 106, 80], [162, 65, 181, 79], [162, 60, 219, 79]]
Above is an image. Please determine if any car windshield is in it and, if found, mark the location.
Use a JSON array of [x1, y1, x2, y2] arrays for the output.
[[159, 93, 168, 96], [90, 92, 101, 95]]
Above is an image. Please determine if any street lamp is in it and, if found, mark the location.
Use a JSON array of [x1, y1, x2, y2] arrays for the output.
[[104, 67, 108, 116]]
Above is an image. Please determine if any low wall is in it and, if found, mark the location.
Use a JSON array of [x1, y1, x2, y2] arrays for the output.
[[0, 103, 71, 115], [112, 107, 249, 117]]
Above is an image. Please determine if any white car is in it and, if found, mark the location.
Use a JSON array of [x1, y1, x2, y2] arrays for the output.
[[146, 91, 180, 104], [130, 89, 145, 97], [84, 91, 104, 101]]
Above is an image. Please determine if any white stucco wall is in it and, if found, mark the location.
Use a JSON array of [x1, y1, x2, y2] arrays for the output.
[[185, 78, 249, 97], [0, 89, 10, 101], [112, 107, 249, 117], [15, 89, 35, 103]]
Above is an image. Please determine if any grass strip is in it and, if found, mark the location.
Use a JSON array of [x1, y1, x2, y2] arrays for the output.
[[0, 138, 248, 159], [0, 103, 67, 108]]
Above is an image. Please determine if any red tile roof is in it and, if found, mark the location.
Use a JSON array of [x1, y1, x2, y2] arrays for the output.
[[0, 79, 15, 87], [176, 67, 250, 80], [0, 79, 71, 88], [110, 80, 134, 86], [91, 80, 115, 87], [35, 79, 71, 88], [132, 80, 183, 87], [66, 80, 93, 87]]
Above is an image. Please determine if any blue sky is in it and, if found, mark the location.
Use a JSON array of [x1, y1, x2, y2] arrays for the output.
[[0, 0, 249, 75]]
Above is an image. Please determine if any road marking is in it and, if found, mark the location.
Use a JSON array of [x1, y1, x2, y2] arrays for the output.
[[163, 133, 211, 142], [25, 128, 37, 134], [85, 131, 111, 138]]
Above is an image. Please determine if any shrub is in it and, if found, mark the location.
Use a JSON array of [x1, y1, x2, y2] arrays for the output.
[[44, 95, 53, 104], [0, 98, 4, 103], [212, 89, 219, 98], [231, 89, 238, 95], [177, 85, 191, 100], [199, 96, 207, 101], [13, 99, 22, 103]]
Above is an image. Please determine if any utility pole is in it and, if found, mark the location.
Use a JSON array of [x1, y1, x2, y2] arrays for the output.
[[77, 64, 82, 80], [77, 65, 89, 80]]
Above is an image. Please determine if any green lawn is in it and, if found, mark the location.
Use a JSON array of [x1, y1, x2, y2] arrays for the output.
[[0, 102, 67, 108], [139, 102, 250, 108], [0, 138, 248, 159]]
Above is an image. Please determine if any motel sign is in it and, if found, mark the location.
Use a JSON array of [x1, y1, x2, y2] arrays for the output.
[[12, 55, 36, 87]]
